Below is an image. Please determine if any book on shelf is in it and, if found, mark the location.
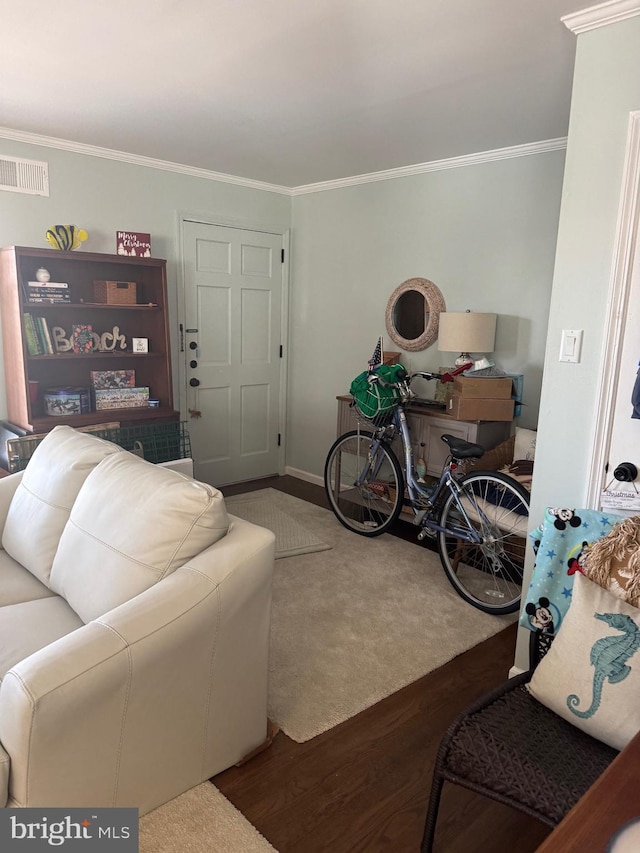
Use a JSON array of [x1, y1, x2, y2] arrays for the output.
[[38, 316, 54, 354], [31, 316, 53, 355], [24, 282, 71, 304], [23, 313, 41, 356], [27, 294, 71, 304], [27, 281, 68, 288], [71, 324, 93, 354]]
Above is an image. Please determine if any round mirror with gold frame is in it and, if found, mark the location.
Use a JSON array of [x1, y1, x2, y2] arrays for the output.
[[385, 278, 446, 352]]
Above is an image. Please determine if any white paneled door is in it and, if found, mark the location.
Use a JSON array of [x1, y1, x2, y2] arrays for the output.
[[183, 221, 284, 486]]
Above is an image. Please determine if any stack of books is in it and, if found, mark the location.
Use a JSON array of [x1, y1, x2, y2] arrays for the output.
[[23, 313, 54, 355], [25, 281, 70, 304]]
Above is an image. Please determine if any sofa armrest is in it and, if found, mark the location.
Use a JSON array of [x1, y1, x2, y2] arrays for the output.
[[0, 471, 23, 534], [0, 516, 275, 814]]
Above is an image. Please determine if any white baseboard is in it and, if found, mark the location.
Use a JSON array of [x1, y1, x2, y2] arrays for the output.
[[284, 465, 324, 488], [509, 665, 525, 679]]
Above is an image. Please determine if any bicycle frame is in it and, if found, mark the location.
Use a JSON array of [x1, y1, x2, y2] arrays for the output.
[[356, 401, 484, 546]]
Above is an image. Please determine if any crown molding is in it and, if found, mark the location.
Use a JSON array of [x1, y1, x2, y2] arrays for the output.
[[562, 0, 640, 34], [0, 126, 292, 196], [291, 138, 568, 195], [0, 126, 568, 197]]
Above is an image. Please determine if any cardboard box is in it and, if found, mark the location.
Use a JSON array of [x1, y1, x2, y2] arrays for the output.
[[452, 376, 514, 400], [446, 394, 514, 422], [93, 387, 150, 410]]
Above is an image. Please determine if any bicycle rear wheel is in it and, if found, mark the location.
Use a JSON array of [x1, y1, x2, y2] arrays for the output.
[[437, 470, 530, 614], [324, 429, 404, 536]]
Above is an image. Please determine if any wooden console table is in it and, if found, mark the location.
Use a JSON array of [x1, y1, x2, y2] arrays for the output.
[[336, 396, 511, 477], [536, 729, 640, 852]]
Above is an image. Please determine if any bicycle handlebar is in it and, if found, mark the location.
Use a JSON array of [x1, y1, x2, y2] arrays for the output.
[[367, 361, 473, 389], [367, 370, 440, 391], [409, 362, 473, 384], [409, 370, 442, 382]]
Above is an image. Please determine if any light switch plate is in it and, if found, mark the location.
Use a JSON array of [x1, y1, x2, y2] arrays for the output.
[[560, 329, 583, 363]]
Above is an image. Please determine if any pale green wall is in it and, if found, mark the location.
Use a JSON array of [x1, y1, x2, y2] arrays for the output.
[[0, 138, 565, 483], [288, 153, 566, 479], [515, 15, 640, 671], [0, 140, 292, 416]]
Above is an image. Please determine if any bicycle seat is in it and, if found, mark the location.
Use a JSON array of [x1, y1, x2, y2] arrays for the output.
[[440, 434, 485, 459]]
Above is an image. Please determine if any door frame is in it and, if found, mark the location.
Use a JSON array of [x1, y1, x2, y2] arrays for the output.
[[587, 111, 640, 507], [176, 211, 291, 478]]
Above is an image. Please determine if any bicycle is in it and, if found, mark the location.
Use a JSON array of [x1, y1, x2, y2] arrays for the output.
[[323, 364, 530, 615]]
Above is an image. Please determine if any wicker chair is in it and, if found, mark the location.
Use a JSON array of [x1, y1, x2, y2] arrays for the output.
[[421, 631, 618, 852]]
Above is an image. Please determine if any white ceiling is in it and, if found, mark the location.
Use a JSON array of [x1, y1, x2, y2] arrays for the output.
[[1, 0, 592, 189]]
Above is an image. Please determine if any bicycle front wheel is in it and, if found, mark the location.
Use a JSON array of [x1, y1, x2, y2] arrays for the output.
[[324, 429, 404, 536], [437, 470, 530, 614]]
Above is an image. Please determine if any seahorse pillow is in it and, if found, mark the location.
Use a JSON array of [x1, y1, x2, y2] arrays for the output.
[[527, 573, 640, 751]]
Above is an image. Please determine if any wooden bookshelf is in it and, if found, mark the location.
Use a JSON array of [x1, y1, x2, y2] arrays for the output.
[[0, 246, 178, 432]]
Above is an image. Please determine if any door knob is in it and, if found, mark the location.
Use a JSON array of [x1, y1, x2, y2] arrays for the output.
[[190, 378, 200, 387], [614, 462, 638, 482], [190, 360, 198, 368], [189, 341, 198, 350]]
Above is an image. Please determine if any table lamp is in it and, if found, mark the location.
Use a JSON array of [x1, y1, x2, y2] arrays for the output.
[[438, 311, 497, 367]]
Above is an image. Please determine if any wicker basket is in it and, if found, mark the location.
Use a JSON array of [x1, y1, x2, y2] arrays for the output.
[[460, 434, 515, 476], [93, 280, 137, 305], [350, 374, 400, 426], [478, 434, 515, 470]]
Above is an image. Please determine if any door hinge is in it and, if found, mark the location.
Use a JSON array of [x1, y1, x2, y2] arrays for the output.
[[281, 248, 285, 263], [279, 345, 283, 358], [278, 433, 281, 446]]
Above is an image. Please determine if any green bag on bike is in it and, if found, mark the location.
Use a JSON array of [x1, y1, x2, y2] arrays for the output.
[[350, 363, 407, 421]]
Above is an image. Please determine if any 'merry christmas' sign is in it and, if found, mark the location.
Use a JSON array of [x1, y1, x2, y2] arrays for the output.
[[116, 231, 151, 257]]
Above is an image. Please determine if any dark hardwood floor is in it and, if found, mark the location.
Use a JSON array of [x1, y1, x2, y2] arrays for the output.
[[213, 476, 551, 852]]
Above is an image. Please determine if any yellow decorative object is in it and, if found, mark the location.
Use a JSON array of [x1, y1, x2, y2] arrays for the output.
[[45, 225, 88, 251]]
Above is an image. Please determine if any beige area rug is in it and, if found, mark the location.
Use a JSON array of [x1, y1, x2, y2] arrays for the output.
[[140, 782, 276, 852], [224, 491, 331, 559], [255, 488, 516, 743]]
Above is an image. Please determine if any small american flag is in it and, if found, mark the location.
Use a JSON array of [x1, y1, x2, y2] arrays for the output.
[[368, 336, 383, 371]]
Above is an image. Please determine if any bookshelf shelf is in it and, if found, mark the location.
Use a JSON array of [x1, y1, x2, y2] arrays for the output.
[[27, 352, 165, 361], [23, 303, 161, 310]]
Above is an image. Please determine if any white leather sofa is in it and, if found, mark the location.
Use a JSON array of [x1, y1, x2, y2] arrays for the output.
[[0, 426, 275, 814]]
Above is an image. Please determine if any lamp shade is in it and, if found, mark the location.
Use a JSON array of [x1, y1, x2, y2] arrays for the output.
[[437, 312, 497, 354]]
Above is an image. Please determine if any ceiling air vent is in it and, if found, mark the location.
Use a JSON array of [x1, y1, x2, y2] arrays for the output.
[[0, 156, 49, 196]]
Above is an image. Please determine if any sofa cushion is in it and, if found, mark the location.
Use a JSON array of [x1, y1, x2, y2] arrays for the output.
[[0, 549, 55, 606], [2, 426, 122, 586], [49, 452, 230, 622], [0, 597, 83, 680]]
